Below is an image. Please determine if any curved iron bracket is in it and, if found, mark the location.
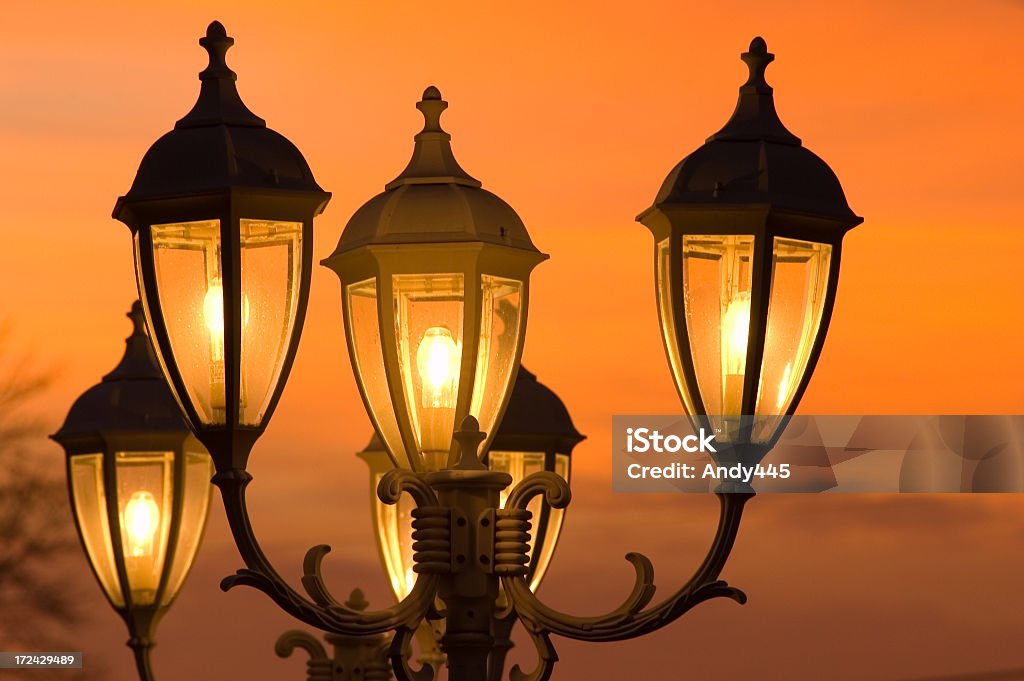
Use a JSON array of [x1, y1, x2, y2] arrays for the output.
[[214, 468, 439, 636], [502, 472, 751, 642]]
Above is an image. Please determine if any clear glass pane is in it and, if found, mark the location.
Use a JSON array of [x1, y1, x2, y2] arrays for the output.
[[529, 453, 569, 592], [470, 277, 523, 449], [160, 448, 213, 606], [656, 239, 696, 415], [150, 220, 224, 424], [682, 235, 754, 435], [753, 238, 832, 441], [239, 219, 303, 425], [394, 274, 465, 469], [372, 470, 417, 601], [490, 451, 569, 592], [115, 451, 174, 605], [347, 279, 408, 468], [69, 454, 124, 607]]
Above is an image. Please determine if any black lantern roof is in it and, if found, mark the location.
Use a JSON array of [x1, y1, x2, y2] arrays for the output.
[[52, 302, 190, 451], [113, 21, 325, 219], [328, 86, 541, 255], [360, 367, 584, 455], [642, 37, 861, 225]]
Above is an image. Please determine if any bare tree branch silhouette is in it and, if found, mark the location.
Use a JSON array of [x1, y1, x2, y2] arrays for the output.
[[0, 328, 103, 679]]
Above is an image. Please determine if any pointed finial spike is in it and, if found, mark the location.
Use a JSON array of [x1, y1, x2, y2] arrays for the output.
[[416, 85, 448, 134], [207, 20, 227, 38], [128, 300, 147, 338], [450, 415, 487, 470], [345, 588, 369, 611]]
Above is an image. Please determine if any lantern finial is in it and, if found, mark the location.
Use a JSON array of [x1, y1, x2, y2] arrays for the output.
[[385, 87, 482, 190], [706, 36, 800, 145], [176, 20, 266, 129], [102, 301, 164, 383]]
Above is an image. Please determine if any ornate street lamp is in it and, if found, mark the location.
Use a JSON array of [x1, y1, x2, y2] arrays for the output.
[[113, 21, 331, 472], [359, 367, 584, 601], [109, 23, 860, 681], [638, 37, 862, 462], [52, 302, 213, 681], [322, 86, 547, 473]]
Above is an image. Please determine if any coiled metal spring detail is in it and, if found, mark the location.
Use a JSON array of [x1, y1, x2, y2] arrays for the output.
[[494, 509, 532, 576], [411, 507, 451, 573]]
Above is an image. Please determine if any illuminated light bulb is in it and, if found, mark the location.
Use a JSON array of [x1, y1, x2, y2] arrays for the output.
[[776, 361, 793, 411], [416, 327, 459, 409], [415, 326, 460, 461], [202, 277, 250, 410], [721, 292, 751, 415], [124, 491, 160, 558]]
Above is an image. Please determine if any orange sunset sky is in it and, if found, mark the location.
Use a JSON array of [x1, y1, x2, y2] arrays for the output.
[[3, 1, 1024, 680]]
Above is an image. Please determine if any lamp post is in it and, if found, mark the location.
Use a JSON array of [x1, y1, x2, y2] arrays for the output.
[[108, 23, 860, 681], [358, 366, 584, 602], [358, 366, 584, 677], [52, 302, 214, 681]]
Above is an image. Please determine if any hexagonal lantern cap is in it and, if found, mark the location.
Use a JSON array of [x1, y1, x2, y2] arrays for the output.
[[113, 21, 325, 220], [641, 37, 862, 225], [326, 86, 542, 256], [52, 302, 190, 447]]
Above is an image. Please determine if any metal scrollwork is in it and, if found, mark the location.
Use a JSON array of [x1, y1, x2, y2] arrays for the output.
[[214, 468, 441, 636], [502, 490, 751, 643]]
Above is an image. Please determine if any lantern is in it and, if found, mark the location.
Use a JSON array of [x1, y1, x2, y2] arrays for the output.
[[324, 86, 547, 472], [358, 367, 584, 600], [638, 37, 862, 452], [112, 22, 330, 471], [52, 302, 213, 679]]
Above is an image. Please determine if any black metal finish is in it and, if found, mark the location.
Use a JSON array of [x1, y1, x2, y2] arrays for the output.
[[217, 416, 748, 681], [52, 302, 209, 681], [638, 36, 863, 450], [114, 21, 331, 471]]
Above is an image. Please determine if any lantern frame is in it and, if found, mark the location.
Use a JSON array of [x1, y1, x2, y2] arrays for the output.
[[52, 302, 213, 681], [324, 87, 547, 473], [112, 22, 330, 472], [638, 37, 863, 453]]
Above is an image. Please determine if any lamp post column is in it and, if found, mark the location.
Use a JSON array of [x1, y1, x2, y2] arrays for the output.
[[421, 421, 512, 681]]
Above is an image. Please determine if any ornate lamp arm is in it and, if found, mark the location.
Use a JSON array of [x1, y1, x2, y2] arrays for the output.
[[499, 472, 751, 643], [212, 468, 439, 636]]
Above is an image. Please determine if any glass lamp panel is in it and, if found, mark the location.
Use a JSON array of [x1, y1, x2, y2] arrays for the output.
[[347, 280, 407, 468], [69, 454, 124, 607], [470, 277, 524, 446], [160, 449, 214, 606], [681, 235, 754, 436], [752, 238, 832, 441], [489, 451, 569, 592], [149, 220, 224, 425], [656, 239, 696, 415], [239, 219, 303, 425], [529, 453, 570, 592], [115, 451, 174, 606], [371, 470, 417, 601], [393, 274, 465, 470]]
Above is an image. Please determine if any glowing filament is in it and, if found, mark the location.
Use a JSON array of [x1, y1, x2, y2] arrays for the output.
[[124, 491, 160, 558], [416, 327, 459, 408]]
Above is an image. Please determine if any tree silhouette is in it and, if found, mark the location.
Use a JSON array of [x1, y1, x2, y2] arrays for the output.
[[0, 330, 101, 679]]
